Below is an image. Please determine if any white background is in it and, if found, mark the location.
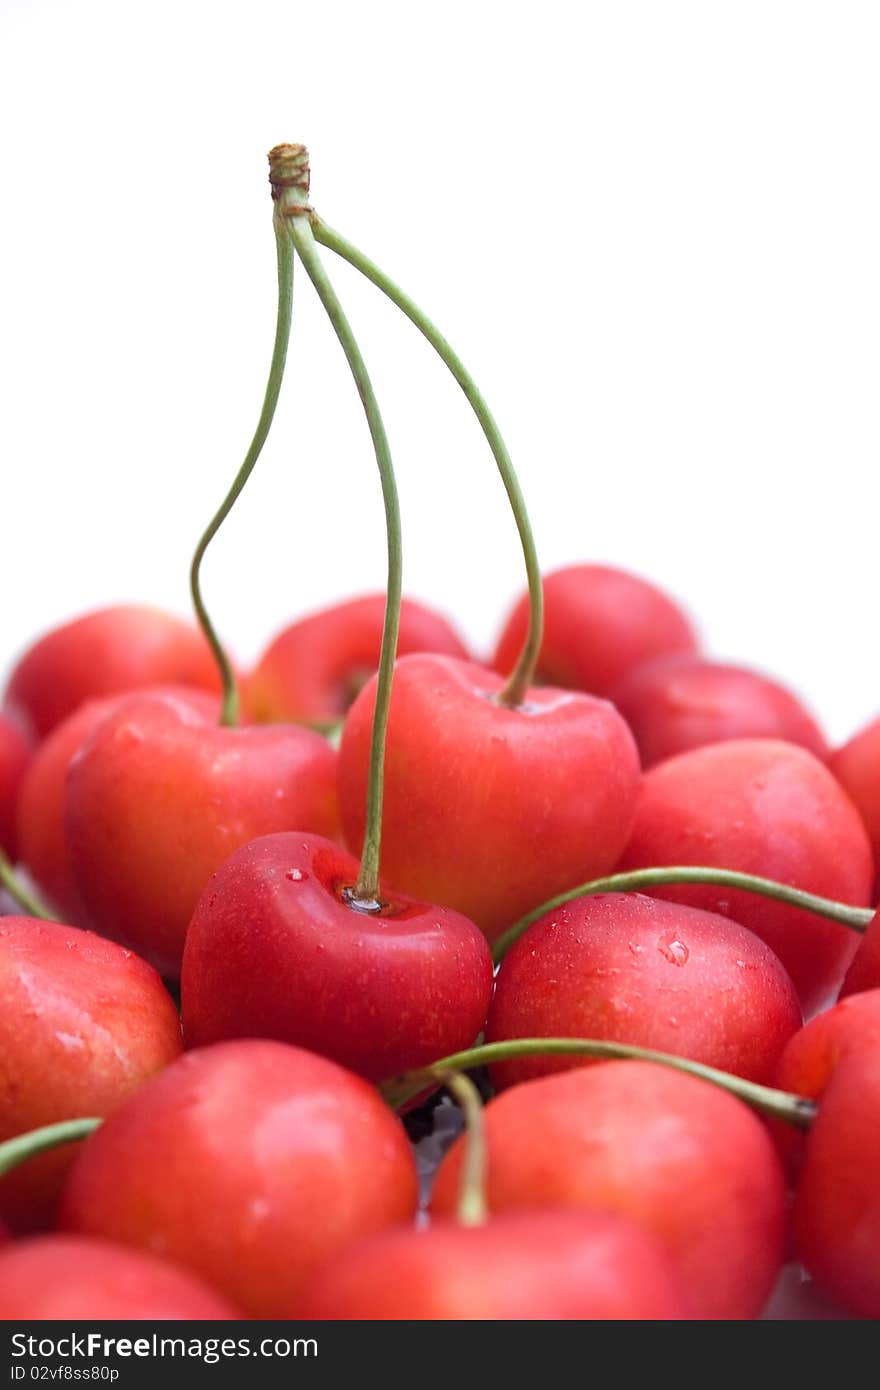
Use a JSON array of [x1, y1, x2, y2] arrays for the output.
[[1, 1, 877, 742]]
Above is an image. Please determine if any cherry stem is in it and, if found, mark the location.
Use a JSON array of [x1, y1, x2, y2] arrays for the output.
[[440, 1071, 488, 1227], [491, 864, 874, 964], [381, 1038, 818, 1129], [0, 849, 54, 920], [0, 1117, 101, 1178], [287, 188, 401, 905], [313, 218, 543, 708], [189, 145, 305, 727]]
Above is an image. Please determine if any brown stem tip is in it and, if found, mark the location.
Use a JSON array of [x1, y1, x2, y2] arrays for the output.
[[268, 144, 311, 214]]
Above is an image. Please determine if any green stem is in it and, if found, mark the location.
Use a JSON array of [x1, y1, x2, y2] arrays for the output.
[[440, 1071, 488, 1227], [492, 865, 874, 964], [381, 1039, 817, 1130], [0, 1117, 101, 1177], [0, 849, 54, 920], [313, 218, 542, 708], [189, 145, 305, 727], [288, 210, 401, 904]]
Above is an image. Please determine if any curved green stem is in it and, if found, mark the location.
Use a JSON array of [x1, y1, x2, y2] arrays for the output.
[[0, 849, 54, 920], [492, 865, 875, 964], [313, 218, 542, 708], [381, 1038, 817, 1130], [189, 150, 303, 727], [440, 1071, 488, 1227], [289, 215, 401, 904], [0, 1117, 101, 1178]]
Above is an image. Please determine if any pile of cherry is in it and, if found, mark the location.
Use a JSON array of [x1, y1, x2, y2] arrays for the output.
[[0, 574, 878, 1322], [1, 144, 879, 1323]]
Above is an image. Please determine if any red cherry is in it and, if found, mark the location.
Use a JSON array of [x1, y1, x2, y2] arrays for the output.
[[839, 909, 880, 997], [16, 687, 219, 924], [0, 916, 182, 1232], [0, 1235, 240, 1319], [430, 1060, 786, 1319], [297, 1209, 689, 1320], [793, 1047, 880, 1317], [0, 712, 31, 861], [492, 564, 697, 698], [65, 691, 340, 975], [339, 653, 641, 941], [771, 989, 880, 1177], [611, 654, 828, 768], [181, 832, 493, 1081], [829, 716, 880, 887], [246, 592, 469, 726], [4, 605, 224, 739], [618, 739, 873, 1012], [487, 893, 801, 1089], [58, 1040, 418, 1318]]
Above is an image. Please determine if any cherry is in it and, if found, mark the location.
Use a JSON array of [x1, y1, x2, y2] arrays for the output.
[[297, 1209, 688, 1320], [65, 690, 340, 976], [829, 715, 880, 886], [839, 909, 880, 997], [617, 738, 873, 1012], [246, 593, 469, 727], [0, 916, 181, 1232], [430, 1060, 786, 1319], [181, 832, 493, 1081], [492, 563, 697, 699], [0, 1235, 240, 1319], [793, 1046, 880, 1317], [771, 989, 880, 1177], [339, 653, 640, 941], [16, 686, 219, 925], [610, 654, 828, 767], [486, 892, 801, 1089], [58, 1040, 419, 1318], [4, 604, 222, 740], [0, 712, 31, 862]]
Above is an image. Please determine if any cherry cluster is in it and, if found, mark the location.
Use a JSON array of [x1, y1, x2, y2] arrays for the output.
[[0, 144, 878, 1323]]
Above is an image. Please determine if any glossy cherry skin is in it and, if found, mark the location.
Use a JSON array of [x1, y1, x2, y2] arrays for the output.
[[487, 893, 801, 1089], [0, 916, 182, 1232], [0, 1236, 241, 1319], [829, 716, 880, 887], [839, 909, 880, 997], [4, 605, 223, 740], [0, 712, 31, 860], [181, 833, 493, 1082], [771, 990, 880, 1177], [610, 655, 828, 768], [16, 687, 219, 924], [246, 593, 470, 727], [339, 654, 641, 941], [493, 564, 697, 699], [431, 1061, 785, 1320], [66, 691, 340, 976], [59, 1040, 419, 1318], [297, 1209, 689, 1320], [794, 1047, 880, 1317], [618, 739, 873, 1013]]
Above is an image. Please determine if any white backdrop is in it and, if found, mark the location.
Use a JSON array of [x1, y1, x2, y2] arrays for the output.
[[1, 1, 877, 743]]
